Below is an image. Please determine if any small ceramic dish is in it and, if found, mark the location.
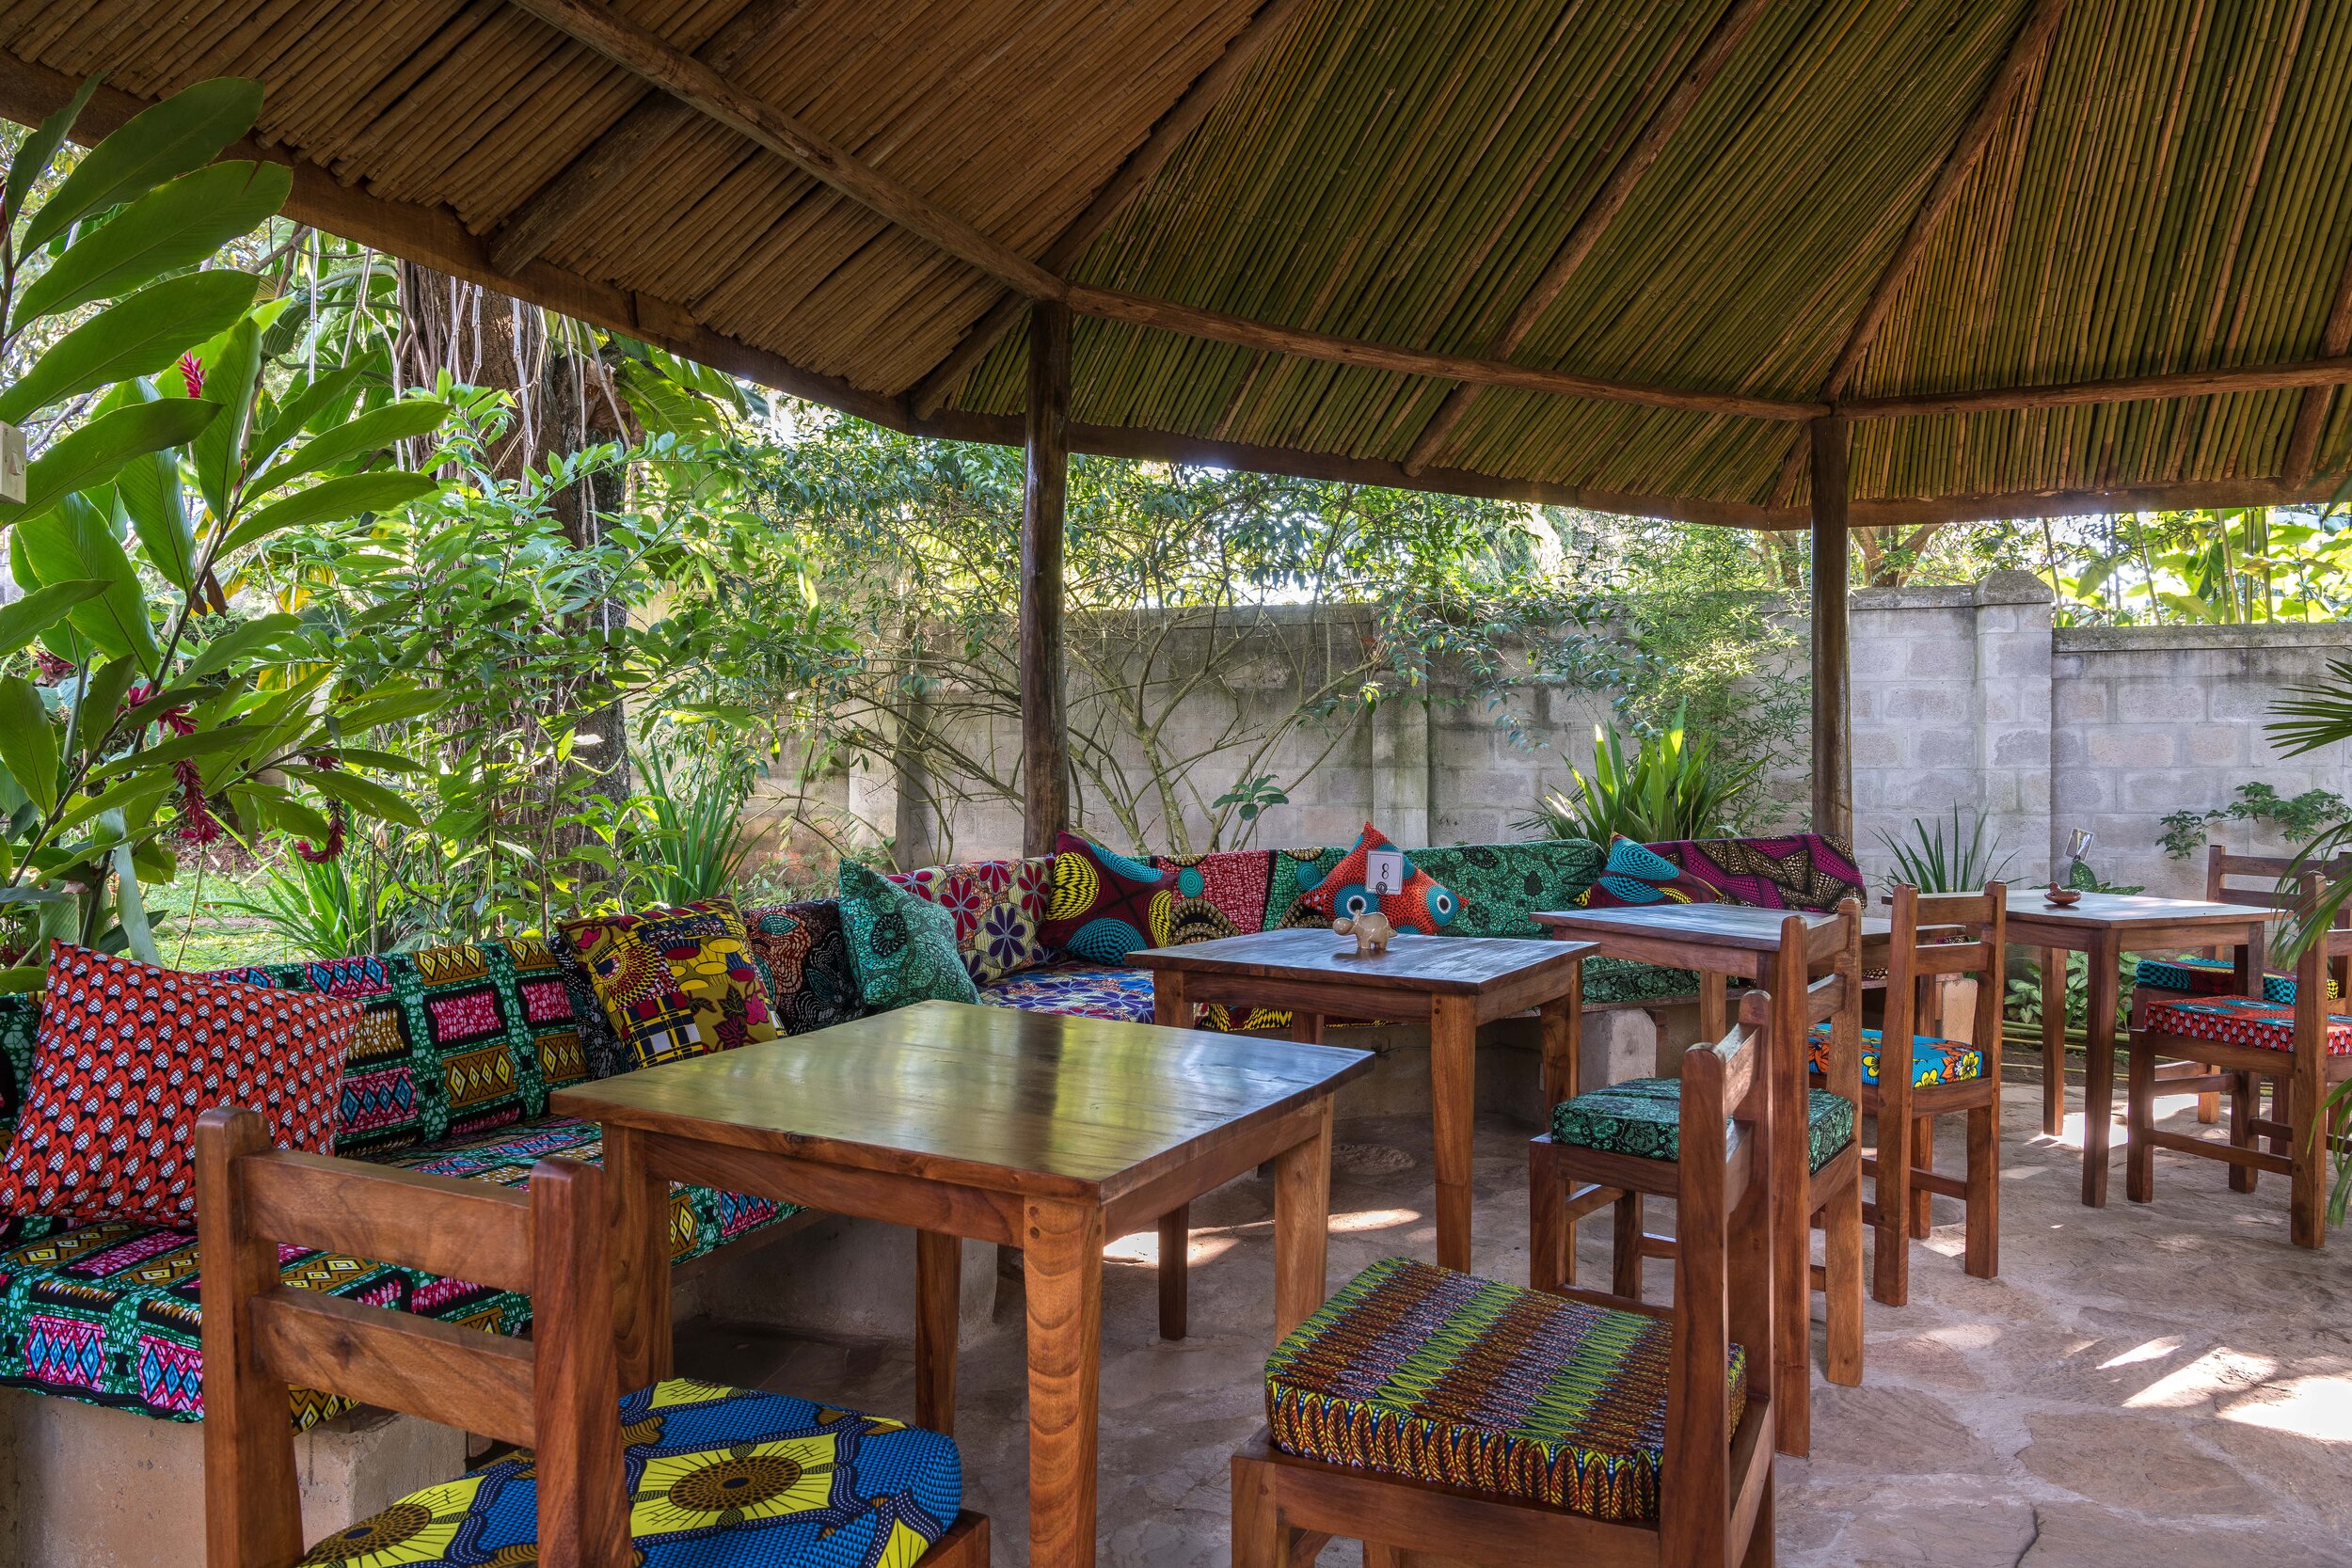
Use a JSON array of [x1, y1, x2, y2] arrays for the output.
[[2042, 884, 2083, 908]]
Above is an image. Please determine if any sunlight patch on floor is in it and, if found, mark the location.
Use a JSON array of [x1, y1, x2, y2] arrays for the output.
[[2123, 1347, 2278, 1411]]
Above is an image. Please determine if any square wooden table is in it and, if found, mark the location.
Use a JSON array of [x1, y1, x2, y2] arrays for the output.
[[551, 1000, 1372, 1568], [1531, 902, 1867, 1455], [2007, 892, 2278, 1206], [1127, 927, 1593, 1274]]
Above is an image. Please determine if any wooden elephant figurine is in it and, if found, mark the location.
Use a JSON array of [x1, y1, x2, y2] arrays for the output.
[[1332, 911, 1396, 957]]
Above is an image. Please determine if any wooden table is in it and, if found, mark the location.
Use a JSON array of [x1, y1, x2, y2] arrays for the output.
[[550, 1000, 1372, 1568], [2008, 892, 2277, 1207], [1127, 927, 1592, 1274], [1531, 902, 1865, 1454]]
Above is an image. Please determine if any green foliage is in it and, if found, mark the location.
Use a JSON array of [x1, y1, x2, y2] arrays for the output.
[[1876, 807, 2017, 894], [2158, 783, 2351, 861], [1520, 704, 1758, 844], [217, 835, 424, 960], [2005, 951, 2139, 1036], [625, 744, 756, 909]]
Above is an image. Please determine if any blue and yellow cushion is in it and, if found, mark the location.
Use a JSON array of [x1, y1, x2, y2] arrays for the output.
[[300, 1378, 960, 1567], [1549, 1076, 1856, 1173], [1263, 1257, 1745, 1521], [1807, 1024, 1983, 1087], [976, 959, 1156, 1024], [2135, 955, 2315, 1006]]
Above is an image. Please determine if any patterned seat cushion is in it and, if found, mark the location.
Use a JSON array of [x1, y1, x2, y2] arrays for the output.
[[1581, 955, 1702, 1006], [1550, 1077, 1856, 1172], [1409, 839, 1603, 938], [1263, 1257, 1746, 1521], [2145, 996, 2352, 1054], [1806, 1024, 1984, 1087], [1640, 832, 1866, 911], [0, 1117, 798, 1428], [977, 960, 1156, 1024], [2135, 956, 2311, 1006], [299, 1378, 960, 1568], [885, 855, 1055, 984]]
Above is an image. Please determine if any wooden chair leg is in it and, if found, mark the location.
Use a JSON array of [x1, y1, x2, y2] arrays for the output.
[[1230, 1450, 1293, 1568], [1611, 1192, 1645, 1302], [2290, 1060, 2325, 1251], [1740, 1470, 1776, 1568], [1158, 1205, 1188, 1341], [1908, 1117, 1934, 1238], [2125, 1037, 2155, 1205], [2228, 1070, 2259, 1194], [1821, 1181, 1863, 1386], [1871, 1112, 1912, 1307], [2196, 1063, 2221, 1126], [1963, 1100, 1998, 1279], [1529, 1143, 1567, 1294]]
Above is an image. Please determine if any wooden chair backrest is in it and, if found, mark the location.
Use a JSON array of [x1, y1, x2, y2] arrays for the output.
[[1882, 883, 2008, 1071], [1661, 989, 1777, 1566], [197, 1106, 629, 1568], [2205, 846, 2352, 970]]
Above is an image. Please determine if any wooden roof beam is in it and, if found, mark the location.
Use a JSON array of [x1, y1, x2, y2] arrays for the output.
[[1769, 0, 2068, 505], [906, 0, 1318, 420], [1397, 0, 1773, 476], [487, 0, 802, 277], [2281, 237, 2352, 483], [1836, 356, 2352, 420]]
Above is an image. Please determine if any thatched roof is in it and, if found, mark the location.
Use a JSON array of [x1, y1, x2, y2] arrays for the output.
[[6, 0, 2350, 527]]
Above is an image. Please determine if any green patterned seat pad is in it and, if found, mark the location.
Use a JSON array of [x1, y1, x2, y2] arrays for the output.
[[1264, 1256, 1746, 1521], [1551, 1076, 1856, 1172]]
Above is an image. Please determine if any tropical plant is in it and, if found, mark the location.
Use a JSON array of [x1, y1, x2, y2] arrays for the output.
[[2157, 783, 2349, 861], [1876, 808, 2017, 894], [0, 76, 452, 983], [2005, 951, 2139, 1038], [625, 742, 756, 908], [217, 833, 425, 959], [1518, 704, 1759, 845]]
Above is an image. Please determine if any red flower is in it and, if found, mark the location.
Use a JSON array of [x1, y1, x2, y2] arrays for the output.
[[177, 353, 204, 400], [175, 760, 223, 846], [30, 650, 73, 684]]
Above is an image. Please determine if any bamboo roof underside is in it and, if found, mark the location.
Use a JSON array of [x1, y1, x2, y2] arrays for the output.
[[6, 0, 2352, 527]]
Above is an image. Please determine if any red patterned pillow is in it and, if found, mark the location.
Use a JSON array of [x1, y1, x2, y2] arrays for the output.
[[1040, 832, 1181, 963], [1300, 821, 1458, 934], [1577, 835, 1724, 909], [0, 942, 358, 1226]]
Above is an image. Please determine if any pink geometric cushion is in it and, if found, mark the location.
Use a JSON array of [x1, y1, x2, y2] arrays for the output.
[[2144, 995, 2352, 1055]]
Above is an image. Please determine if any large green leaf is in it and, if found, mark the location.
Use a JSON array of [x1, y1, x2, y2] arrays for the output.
[[112, 387, 198, 591], [180, 611, 304, 683], [18, 161, 291, 322], [249, 364, 366, 472], [13, 495, 160, 672], [282, 763, 422, 828], [0, 398, 216, 526], [0, 579, 107, 658], [3, 74, 104, 239], [21, 77, 263, 253], [192, 314, 262, 521], [218, 470, 437, 554], [250, 400, 450, 494], [0, 270, 259, 424], [0, 678, 59, 816], [86, 721, 263, 785], [111, 839, 162, 965]]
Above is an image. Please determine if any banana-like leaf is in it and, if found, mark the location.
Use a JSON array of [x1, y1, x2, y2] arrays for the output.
[[0, 579, 107, 658], [112, 390, 198, 592], [281, 763, 422, 827], [3, 73, 104, 236], [0, 967, 45, 995], [0, 678, 59, 816], [180, 611, 304, 683], [110, 834, 161, 965], [248, 364, 367, 472], [192, 314, 264, 523], [21, 77, 262, 253], [217, 470, 437, 555], [50, 770, 176, 840], [85, 721, 263, 786], [77, 655, 139, 754], [13, 495, 159, 672], [0, 398, 217, 527], [249, 400, 450, 494], [18, 161, 291, 322], [0, 270, 260, 425]]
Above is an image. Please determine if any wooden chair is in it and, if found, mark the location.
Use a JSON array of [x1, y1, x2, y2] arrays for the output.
[[1530, 902, 1865, 1459], [1817, 883, 2006, 1307], [1234, 991, 1780, 1568], [2128, 871, 2352, 1249], [196, 1106, 987, 1568]]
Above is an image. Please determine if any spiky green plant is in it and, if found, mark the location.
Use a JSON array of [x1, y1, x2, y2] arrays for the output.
[[627, 746, 756, 908], [1518, 704, 1759, 845], [1876, 808, 2017, 895]]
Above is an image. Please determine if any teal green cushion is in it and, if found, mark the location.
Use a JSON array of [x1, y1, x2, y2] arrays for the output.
[[836, 860, 981, 1010], [1581, 956, 1701, 1005], [1408, 839, 1603, 938], [1551, 1077, 1856, 1172]]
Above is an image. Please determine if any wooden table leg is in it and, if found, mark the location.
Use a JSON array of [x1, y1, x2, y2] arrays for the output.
[[1290, 1011, 1325, 1045], [1540, 984, 1579, 1111], [604, 1123, 672, 1387], [1272, 1097, 1335, 1338], [1024, 1198, 1105, 1568], [1151, 969, 1188, 1029], [915, 1229, 961, 1435], [2040, 945, 2066, 1135], [2080, 930, 2122, 1208], [1157, 1205, 1189, 1340], [1429, 993, 1478, 1273], [1699, 969, 1728, 1044], [1766, 948, 1810, 1457]]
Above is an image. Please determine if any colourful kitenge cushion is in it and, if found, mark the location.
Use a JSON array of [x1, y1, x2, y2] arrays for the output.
[[1263, 1256, 1747, 1521], [740, 901, 863, 1035], [1411, 839, 1604, 938], [1550, 1076, 1856, 1173], [837, 861, 982, 1011], [1040, 832, 1181, 963], [500, 935, 623, 1086], [977, 959, 1155, 1024], [1806, 1024, 1984, 1088], [1581, 956, 1703, 1006], [1152, 848, 1278, 942], [1298, 821, 1458, 934], [2135, 956, 2316, 1006], [0, 943, 357, 1227], [1646, 832, 1866, 911], [886, 856, 1054, 984], [300, 1378, 961, 1568], [1267, 845, 1346, 928], [2146, 995, 2352, 1055], [1577, 835, 1724, 909], [561, 899, 778, 1071]]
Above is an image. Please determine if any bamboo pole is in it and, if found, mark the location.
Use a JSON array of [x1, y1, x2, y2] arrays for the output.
[[1022, 301, 1073, 857], [1810, 417, 1852, 841]]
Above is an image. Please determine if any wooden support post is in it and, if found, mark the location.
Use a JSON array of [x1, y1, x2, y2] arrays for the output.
[[1021, 300, 1073, 856], [1810, 417, 1852, 842]]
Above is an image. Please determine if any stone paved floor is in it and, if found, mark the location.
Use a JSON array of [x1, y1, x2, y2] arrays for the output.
[[675, 1081, 2352, 1567]]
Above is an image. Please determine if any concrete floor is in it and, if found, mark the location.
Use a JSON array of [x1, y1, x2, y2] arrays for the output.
[[674, 1081, 2352, 1567]]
